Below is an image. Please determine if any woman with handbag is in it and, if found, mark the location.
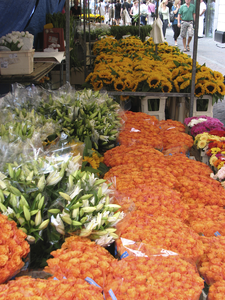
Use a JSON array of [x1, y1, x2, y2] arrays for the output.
[[147, 0, 155, 25], [171, 0, 181, 45], [159, 0, 171, 38]]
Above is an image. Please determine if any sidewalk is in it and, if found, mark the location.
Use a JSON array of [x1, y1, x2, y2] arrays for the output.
[[165, 27, 225, 125]]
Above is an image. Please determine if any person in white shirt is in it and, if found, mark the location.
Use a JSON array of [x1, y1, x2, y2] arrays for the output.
[[198, 0, 206, 38], [159, 0, 171, 37], [140, 0, 148, 25], [130, 1, 139, 25]]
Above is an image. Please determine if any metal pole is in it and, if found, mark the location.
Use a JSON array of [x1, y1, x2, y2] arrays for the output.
[[138, 0, 140, 37], [189, 0, 200, 117], [83, 0, 87, 79], [66, 0, 70, 83], [155, 0, 159, 55]]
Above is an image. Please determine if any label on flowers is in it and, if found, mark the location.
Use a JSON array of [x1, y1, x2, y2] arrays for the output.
[[114, 245, 117, 256], [53, 276, 67, 280], [109, 289, 117, 300], [120, 251, 129, 259], [130, 128, 140, 132], [85, 277, 102, 288], [214, 231, 221, 236], [9, 53, 17, 58]]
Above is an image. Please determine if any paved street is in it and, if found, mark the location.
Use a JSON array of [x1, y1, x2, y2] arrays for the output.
[[165, 27, 225, 124]]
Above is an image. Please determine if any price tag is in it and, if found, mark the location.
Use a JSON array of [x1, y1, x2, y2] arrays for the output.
[[120, 251, 129, 259]]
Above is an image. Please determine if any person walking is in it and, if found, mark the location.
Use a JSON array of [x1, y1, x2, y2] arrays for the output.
[[178, 0, 195, 52], [147, 0, 155, 25], [130, 1, 139, 25], [159, 0, 171, 38], [121, 0, 131, 25], [171, 0, 181, 46], [198, 0, 206, 38], [140, 0, 148, 25], [115, 0, 122, 25]]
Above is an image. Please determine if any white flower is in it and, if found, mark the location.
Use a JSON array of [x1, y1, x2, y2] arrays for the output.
[[3, 206, 15, 217], [70, 186, 83, 199], [5, 37, 12, 43], [85, 218, 98, 231], [51, 214, 65, 234], [95, 233, 114, 246], [88, 173, 97, 186], [188, 118, 207, 127]]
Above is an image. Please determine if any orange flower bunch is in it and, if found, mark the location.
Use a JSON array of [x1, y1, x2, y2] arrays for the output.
[[45, 236, 115, 287], [0, 214, 30, 284], [118, 112, 163, 149], [115, 185, 188, 221], [116, 211, 204, 262], [104, 165, 179, 191], [0, 276, 104, 300], [176, 175, 225, 209], [103, 144, 165, 168], [159, 119, 186, 133], [208, 280, 225, 300], [104, 256, 204, 300], [187, 206, 225, 236], [164, 153, 212, 178], [160, 130, 194, 154], [198, 236, 225, 285]]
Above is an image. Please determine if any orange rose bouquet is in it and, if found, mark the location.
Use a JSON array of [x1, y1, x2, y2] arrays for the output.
[[45, 236, 115, 287], [187, 205, 225, 236], [198, 236, 225, 285], [104, 256, 204, 300], [116, 211, 204, 263], [114, 185, 188, 221], [208, 280, 225, 300], [0, 214, 30, 284], [176, 175, 225, 209], [0, 276, 104, 300]]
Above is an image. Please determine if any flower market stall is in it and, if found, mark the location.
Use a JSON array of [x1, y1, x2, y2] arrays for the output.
[[0, 82, 225, 299]]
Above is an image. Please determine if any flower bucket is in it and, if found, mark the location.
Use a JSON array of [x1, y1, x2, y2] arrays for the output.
[[140, 96, 167, 121], [193, 95, 213, 118]]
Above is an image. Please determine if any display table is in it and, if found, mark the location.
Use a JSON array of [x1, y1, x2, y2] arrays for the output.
[[0, 62, 56, 85]]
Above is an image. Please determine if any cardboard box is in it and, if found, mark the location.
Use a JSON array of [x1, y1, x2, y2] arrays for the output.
[[0, 49, 34, 75]]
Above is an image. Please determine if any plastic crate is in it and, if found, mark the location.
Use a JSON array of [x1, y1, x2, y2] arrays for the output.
[[140, 96, 167, 121], [193, 95, 213, 118], [0, 49, 34, 75]]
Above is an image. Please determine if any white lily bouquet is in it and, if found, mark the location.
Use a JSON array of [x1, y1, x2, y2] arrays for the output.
[[0, 31, 34, 51]]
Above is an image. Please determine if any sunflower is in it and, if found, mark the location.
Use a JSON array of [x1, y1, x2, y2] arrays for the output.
[[93, 80, 103, 91], [180, 79, 191, 90], [131, 81, 139, 92], [91, 73, 99, 84], [204, 81, 217, 94], [172, 68, 180, 80], [194, 83, 205, 97], [83, 156, 98, 169], [173, 79, 180, 93], [161, 80, 172, 93], [120, 95, 129, 101], [147, 75, 161, 89], [85, 72, 93, 83], [217, 81, 225, 95], [200, 65, 210, 72], [114, 80, 125, 91], [213, 71, 224, 81]]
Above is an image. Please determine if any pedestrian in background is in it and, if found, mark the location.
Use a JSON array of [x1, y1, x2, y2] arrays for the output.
[[130, 1, 139, 25], [198, 0, 206, 38], [147, 0, 156, 25], [115, 0, 122, 25], [140, 0, 148, 25], [159, 0, 171, 38], [178, 0, 195, 52], [171, 0, 181, 46]]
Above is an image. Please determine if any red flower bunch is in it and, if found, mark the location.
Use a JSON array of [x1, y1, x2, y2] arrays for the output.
[[176, 175, 225, 209], [164, 153, 212, 178], [114, 184, 189, 221], [103, 144, 165, 168], [45, 236, 115, 287], [0, 277, 104, 300], [104, 256, 204, 300], [209, 129, 225, 137], [0, 214, 30, 284], [187, 206, 225, 236], [104, 165, 179, 192], [208, 280, 225, 300], [198, 236, 225, 285], [116, 211, 204, 262]]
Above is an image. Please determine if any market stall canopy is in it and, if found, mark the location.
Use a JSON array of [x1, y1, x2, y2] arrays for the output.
[[0, 0, 65, 46]]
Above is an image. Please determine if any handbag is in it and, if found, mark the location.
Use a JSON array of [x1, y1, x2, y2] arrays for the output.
[[159, 11, 163, 22], [149, 6, 155, 18], [170, 11, 175, 23]]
